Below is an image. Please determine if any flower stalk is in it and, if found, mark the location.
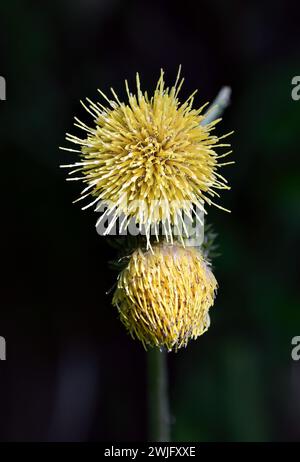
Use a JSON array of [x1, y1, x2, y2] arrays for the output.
[[147, 348, 170, 442]]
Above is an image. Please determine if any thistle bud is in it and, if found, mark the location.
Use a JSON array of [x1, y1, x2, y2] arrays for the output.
[[113, 243, 217, 351]]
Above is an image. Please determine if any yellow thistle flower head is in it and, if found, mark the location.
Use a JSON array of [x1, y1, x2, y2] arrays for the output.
[[61, 68, 232, 246], [112, 243, 218, 351]]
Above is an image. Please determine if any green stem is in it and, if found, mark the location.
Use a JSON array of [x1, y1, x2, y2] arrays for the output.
[[147, 348, 170, 442], [202, 86, 231, 126]]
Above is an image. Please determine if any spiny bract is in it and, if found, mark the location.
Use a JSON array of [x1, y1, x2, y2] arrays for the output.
[[61, 68, 232, 246], [112, 243, 218, 351]]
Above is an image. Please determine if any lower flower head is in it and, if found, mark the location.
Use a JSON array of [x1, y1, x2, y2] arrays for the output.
[[112, 243, 218, 351]]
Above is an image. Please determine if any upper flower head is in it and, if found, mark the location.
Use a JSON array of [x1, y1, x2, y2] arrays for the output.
[[61, 68, 232, 246], [112, 243, 218, 351]]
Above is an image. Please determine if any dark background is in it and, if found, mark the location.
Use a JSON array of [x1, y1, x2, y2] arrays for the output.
[[0, 0, 300, 442]]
